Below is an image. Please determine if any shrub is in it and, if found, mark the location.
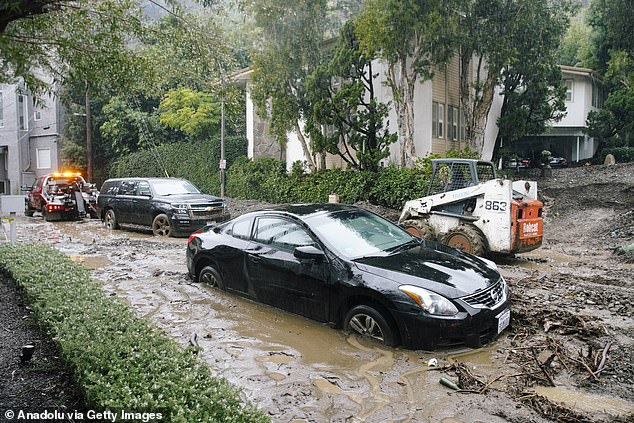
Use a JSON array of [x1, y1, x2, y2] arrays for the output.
[[110, 136, 247, 195], [600, 146, 634, 163], [0, 244, 268, 423]]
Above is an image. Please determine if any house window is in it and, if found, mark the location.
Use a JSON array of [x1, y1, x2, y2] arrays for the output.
[[432, 102, 444, 139], [592, 82, 604, 108], [0, 90, 4, 128], [460, 109, 466, 142], [564, 79, 573, 102], [36, 148, 51, 169], [18, 94, 28, 130], [448, 106, 459, 141], [33, 98, 41, 121]]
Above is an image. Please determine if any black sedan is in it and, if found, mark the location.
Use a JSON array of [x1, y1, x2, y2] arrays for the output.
[[186, 204, 511, 350]]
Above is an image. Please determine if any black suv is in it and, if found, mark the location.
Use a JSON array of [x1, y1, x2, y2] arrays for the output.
[[97, 178, 229, 237]]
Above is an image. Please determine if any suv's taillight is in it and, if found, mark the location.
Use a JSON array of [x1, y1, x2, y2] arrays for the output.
[[188, 229, 203, 244]]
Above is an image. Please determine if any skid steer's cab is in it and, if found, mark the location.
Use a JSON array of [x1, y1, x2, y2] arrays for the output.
[[399, 159, 543, 256]]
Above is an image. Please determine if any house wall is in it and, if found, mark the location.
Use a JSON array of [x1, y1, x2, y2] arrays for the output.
[[0, 77, 62, 193], [557, 72, 594, 128]]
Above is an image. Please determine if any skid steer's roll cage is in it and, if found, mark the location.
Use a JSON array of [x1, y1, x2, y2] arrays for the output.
[[427, 159, 498, 196]]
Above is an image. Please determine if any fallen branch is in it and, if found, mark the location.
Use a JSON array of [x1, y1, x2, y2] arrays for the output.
[[531, 348, 556, 387]]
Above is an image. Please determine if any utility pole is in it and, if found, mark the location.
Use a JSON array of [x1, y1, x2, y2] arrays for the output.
[[220, 86, 226, 197], [85, 83, 93, 181]]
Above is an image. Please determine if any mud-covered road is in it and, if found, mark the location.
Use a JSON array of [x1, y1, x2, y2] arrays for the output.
[[8, 163, 634, 422]]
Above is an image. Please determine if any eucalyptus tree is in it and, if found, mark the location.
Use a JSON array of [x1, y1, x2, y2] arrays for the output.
[[247, 0, 329, 172], [355, 0, 458, 167], [458, 0, 575, 157]]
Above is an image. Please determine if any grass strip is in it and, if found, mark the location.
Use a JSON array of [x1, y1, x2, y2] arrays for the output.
[[0, 243, 269, 422]]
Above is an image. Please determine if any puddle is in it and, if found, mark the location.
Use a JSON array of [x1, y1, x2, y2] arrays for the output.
[[534, 386, 634, 416], [69, 255, 111, 269]]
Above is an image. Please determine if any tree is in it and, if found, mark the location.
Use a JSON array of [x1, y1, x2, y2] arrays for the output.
[[247, 0, 329, 172], [355, 0, 458, 167], [159, 88, 221, 140], [459, 0, 575, 158], [305, 21, 396, 171], [585, 0, 634, 147]]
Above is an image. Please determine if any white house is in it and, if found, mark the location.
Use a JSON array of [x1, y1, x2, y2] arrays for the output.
[[236, 54, 503, 170], [509, 65, 605, 163]]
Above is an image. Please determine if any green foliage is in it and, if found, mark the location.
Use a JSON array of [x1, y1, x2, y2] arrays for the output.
[[247, 0, 329, 170], [111, 136, 247, 196], [557, 17, 595, 68], [600, 147, 634, 163], [159, 88, 221, 139], [459, 0, 575, 154], [0, 243, 268, 422], [226, 148, 478, 209], [305, 20, 396, 171], [355, 0, 458, 165]]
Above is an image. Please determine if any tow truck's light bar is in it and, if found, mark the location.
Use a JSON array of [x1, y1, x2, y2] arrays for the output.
[[52, 172, 81, 178]]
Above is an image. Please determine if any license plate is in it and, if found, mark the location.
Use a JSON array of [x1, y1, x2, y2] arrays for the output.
[[206, 221, 216, 226], [496, 309, 511, 334]]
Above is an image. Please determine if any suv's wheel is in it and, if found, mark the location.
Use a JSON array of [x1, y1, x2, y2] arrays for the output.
[[198, 265, 224, 289], [104, 209, 120, 230], [441, 224, 487, 256], [152, 214, 172, 237], [344, 305, 398, 346]]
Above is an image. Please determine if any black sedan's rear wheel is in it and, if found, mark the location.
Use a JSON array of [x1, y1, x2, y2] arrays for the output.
[[199, 265, 224, 289], [344, 305, 397, 346], [152, 213, 172, 237]]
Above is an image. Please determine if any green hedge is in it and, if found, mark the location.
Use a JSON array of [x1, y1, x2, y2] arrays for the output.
[[601, 146, 634, 163], [0, 244, 268, 423], [225, 158, 432, 209], [110, 136, 247, 195]]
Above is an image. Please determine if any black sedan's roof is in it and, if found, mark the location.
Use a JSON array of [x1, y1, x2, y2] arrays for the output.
[[264, 203, 361, 219]]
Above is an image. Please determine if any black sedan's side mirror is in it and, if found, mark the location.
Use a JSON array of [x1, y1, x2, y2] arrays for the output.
[[294, 245, 325, 261]]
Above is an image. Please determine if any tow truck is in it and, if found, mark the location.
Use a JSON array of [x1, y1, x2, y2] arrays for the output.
[[25, 172, 99, 222]]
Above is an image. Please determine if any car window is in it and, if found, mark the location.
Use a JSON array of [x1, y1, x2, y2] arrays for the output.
[[119, 181, 138, 195], [32, 177, 42, 190], [223, 217, 252, 240], [137, 181, 151, 196], [254, 217, 313, 252], [101, 181, 119, 195]]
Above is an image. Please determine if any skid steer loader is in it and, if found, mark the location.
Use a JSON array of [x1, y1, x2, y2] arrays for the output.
[[399, 159, 543, 256]]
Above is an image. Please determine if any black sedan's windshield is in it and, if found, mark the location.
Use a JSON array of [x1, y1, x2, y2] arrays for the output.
[[150, 180, 200, 196], [305, 209, 416, 259]]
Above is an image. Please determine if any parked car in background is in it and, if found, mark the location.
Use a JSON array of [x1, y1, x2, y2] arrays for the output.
[[503, 157, 531, 169], [97, 177, 229, 237], [549, 157, 569, 168], [187, 204, 510, 350], [24, 172, 99, 221]]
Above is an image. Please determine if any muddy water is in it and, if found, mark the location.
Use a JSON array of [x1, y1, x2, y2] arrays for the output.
[[533, 386, 634, 417], [11, 217, 534, 422]]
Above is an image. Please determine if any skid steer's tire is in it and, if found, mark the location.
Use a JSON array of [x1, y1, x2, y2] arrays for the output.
[[401, 219, 435, 240], [441, 224, 487, 257]]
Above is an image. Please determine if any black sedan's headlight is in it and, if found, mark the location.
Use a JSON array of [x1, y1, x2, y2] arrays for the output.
[[399, 285, 459, 316]]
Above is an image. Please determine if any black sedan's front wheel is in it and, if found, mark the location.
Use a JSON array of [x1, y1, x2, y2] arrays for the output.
[[344, 305, 397, 346], [199, 265, 225, 290]]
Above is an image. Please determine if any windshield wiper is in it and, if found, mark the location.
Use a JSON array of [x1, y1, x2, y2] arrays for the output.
[[386, 239, 420, 255]]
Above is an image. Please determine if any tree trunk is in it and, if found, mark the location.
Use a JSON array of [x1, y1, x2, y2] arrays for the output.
[[294, 122, 316, 171], [389, 60, 417, 167], [460, 51, 496, 158]]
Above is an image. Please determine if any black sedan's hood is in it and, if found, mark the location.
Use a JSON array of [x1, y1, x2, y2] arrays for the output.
[[353, 240, 500, 299], [155, 193, 223, 204]]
